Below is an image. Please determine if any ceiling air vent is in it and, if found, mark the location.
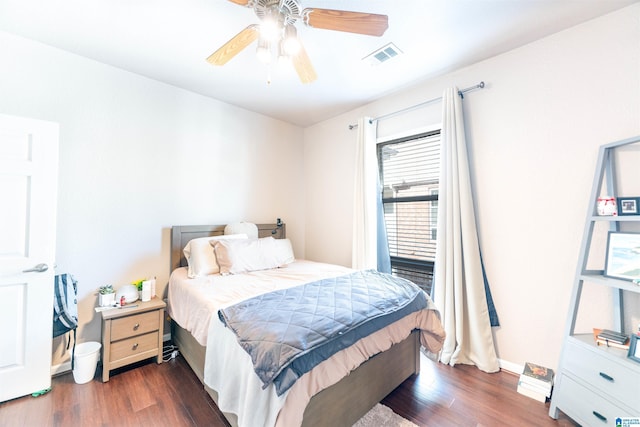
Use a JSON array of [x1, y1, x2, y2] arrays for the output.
[[363, 42, 403, 66]]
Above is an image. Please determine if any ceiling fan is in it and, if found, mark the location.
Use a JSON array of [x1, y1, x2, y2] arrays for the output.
[[206, 0, 389, 84]]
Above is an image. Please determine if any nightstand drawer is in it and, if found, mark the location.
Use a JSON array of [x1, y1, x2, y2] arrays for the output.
[[111, 310, 160, 341], [555, 375, 635, 426], [110, 331, 159, 362], [564, 340, 640, 409]]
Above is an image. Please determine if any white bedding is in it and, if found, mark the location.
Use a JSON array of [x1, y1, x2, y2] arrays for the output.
[[168, 260, 445, 427], [168, 260, 353, 345]]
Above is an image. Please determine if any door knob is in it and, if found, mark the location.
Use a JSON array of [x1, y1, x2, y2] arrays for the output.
[[23, 263, 49, 273]]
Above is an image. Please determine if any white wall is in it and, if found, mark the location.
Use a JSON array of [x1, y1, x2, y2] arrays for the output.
[[303, 4, 640, 370], [2, 4, 639, 374], [0, 31, 306, 367]]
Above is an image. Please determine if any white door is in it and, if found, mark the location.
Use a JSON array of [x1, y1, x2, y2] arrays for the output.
[[0, 114, 59, 402]]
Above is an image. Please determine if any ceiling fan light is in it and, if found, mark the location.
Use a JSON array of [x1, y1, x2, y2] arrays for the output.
[[282, 25, 301, 55], [259, 13, 281, 42], [277, 41, 292, 67], [256, 38, 271, 63]]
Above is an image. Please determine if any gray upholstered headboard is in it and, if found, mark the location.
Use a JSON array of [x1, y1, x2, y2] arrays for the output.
[[170, 223, 286, 273]]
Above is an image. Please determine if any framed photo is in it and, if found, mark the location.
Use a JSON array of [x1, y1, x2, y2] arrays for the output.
[[628, 335, 640, 363], [604, 232, 640, 281], [617, 197, 640, 216]]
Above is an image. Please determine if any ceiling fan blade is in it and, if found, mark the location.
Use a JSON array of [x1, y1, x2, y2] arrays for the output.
[[206, 25, 259, 66], [303, 8, 389, 37], [227, 0, 251, 5], [292, 42, 317, 84]]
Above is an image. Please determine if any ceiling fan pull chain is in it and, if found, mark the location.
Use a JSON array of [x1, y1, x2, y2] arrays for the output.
[[267, 62, 272, 85]]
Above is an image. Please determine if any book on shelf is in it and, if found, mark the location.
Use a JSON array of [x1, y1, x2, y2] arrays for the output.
[[520, 361, 554, 389], [596, 329, 629, 344], [595, 338, 630, 350], [592, 328, 630, 350], [516, 381, 549, 403]]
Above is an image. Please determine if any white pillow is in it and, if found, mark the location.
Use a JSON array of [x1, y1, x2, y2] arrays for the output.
[[213, 237, 295, 275], [224, 222, 259, 238], [273, 238, 295, 265], [183, 234, 248, 278]]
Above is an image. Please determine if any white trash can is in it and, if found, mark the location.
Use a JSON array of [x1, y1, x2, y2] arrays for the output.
[[72, 341, 102, 384]]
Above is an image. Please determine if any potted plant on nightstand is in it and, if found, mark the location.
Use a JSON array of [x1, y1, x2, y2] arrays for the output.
[[134, 279, 144, 301], [98, 285, 116, 307]]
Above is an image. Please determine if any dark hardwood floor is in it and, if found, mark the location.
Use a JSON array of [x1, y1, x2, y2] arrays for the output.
[[0, 351, 578, 427], [382, 356, 578, 427]]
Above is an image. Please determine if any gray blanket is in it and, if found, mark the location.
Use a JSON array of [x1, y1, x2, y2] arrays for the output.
[[218, 269, 428, 396]]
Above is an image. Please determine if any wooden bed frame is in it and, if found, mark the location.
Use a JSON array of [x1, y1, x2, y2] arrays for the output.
[[169, 224, 421, 427]]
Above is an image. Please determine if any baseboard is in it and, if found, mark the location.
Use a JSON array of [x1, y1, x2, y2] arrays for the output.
[[498, 358, 523, 375]]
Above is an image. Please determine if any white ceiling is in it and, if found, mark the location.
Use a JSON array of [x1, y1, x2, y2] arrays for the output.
[[0, 0, 637, 127]]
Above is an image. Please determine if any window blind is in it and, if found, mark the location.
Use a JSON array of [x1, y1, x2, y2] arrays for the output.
[[378, 131, 440, 294]]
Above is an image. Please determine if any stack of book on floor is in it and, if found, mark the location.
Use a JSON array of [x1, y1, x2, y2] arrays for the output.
[[593, 328, 630, 350], [516, 362, 554, 403]]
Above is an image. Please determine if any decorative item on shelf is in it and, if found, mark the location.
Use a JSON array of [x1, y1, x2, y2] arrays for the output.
[[628, 335, 640, 363], [134, 279, 145, 300], [596, 196, 617, 216], [141, 280, 151, 302], [98, 285, 116, 307], [604, 231, 640, 281], [149, 277, 156, 298], [115, 284, 139, 304], [133, 277, 156, 301], [617, 196, 640, 216]]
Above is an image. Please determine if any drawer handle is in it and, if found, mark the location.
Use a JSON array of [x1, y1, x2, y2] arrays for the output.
[[598, 372, 614, 382], [133, 323, 140, 331], [132, 343, 139, 350], [592, 411, 607, 423]]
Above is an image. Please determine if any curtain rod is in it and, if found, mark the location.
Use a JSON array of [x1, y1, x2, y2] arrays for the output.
[[348, 81, 485, 130]]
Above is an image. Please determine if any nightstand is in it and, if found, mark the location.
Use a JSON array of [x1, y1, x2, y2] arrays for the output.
[[100, 298, 166, 382]]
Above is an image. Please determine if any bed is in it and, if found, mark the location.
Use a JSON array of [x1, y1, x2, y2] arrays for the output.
[[168, 223, 445, 427]]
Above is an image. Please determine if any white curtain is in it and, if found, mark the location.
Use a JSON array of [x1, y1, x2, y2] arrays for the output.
[[433, 87, 499, 373], [352, 117, 378, 270]]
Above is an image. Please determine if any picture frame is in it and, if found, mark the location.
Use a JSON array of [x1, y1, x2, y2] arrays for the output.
[[604, 232, 640, 281], [628, 335, 640, 363], [617, 197, 640, 216]]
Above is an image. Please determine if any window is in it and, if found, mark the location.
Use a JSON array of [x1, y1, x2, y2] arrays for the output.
[[378, 130, 440, 295]]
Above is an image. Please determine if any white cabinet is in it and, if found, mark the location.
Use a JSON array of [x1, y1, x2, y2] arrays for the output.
[[549, 136, 640, 426]]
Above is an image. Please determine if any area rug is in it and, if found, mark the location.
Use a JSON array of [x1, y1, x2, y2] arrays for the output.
[[353, 403, 420, 427]]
